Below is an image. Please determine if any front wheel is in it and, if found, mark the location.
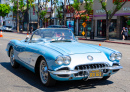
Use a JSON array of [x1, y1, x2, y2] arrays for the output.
[[39, 58, 56, 86], [10, 48, 20, 68]]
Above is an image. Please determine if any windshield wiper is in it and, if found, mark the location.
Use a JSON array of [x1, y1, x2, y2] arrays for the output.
[[50, 40, 72, 43]]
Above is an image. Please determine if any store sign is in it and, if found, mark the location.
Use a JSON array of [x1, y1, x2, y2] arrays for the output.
[[113, 0, 130, 3], [96, 9, 105, 14], [123, 7, 130, 11]]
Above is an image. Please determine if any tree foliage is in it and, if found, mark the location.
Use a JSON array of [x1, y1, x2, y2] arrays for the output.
[[40, 10, 47, 19], [11, 0, 35, 14], [0, 4, 10, 17], [72, 0, 81, 11], [80, 0, 93, 21]]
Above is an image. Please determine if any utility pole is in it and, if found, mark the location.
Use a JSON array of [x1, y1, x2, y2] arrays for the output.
[[17, 0, 19, 32], [64, 0, 66, 25], [37, 0, 40, 28], [27, 0, 29, 33]]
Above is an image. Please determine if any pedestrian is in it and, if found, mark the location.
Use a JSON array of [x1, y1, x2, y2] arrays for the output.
[[20, 25, 22, 33], [121, 27, 126, 40], [30, 26, 33, 33], [125, 28, 128, 40]]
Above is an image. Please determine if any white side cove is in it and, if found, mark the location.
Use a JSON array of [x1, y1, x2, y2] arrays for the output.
[[18, 52, 40, 67]]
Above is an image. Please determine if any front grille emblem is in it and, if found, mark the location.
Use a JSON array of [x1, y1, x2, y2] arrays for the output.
[[87, 55, 93, 61]]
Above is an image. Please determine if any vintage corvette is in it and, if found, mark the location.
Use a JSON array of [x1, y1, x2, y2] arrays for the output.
[[6, 28, 123, 86]]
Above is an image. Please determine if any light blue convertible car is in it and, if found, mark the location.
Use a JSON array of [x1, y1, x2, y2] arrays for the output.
[[6, 28, 123, 86]]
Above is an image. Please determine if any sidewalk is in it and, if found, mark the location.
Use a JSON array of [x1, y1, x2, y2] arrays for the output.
[[77, 36, 130, 45]]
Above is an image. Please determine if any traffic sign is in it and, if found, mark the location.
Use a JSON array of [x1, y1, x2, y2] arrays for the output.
[[82, 22, 87, 28], [82, 31, 85, 36]]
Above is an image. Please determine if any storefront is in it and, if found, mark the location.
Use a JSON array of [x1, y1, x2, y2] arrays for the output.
[[93, 0, 130, 38], [78, 20, 92, 36], [74, 9, 93, 36]]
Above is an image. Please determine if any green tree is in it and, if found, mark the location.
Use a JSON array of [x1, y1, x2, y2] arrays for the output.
[[0, 4, 10, 17], [11, 0, 35, 33], [52, 0, 64, 25], [39, 0, 50, 28], [99, 0, 128, 40]]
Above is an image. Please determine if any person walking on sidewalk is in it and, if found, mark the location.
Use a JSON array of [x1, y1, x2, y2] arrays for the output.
[[121, 27, 126, 40], [30, 26, 33, 33], [125, 28, 128, 40]]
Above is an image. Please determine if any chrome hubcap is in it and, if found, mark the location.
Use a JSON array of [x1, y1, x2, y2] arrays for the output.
[[10, 49, 14, 66], [40, 60, 48, 84]]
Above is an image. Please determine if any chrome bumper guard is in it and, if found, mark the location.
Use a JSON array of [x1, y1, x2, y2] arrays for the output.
[[49, 66, 123, 75]]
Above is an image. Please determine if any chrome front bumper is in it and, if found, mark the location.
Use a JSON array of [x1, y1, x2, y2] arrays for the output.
[[49, 66, 123, 75]]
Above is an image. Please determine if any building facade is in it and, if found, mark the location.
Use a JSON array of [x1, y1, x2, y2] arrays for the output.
[[93, 0, 130, 38]]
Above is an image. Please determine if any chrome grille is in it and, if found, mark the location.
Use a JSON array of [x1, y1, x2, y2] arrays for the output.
[[74, 63, 109, 77], [75, 63, 109, 70]]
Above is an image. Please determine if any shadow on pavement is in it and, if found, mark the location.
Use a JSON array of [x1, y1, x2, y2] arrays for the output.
[[0, 62, 113, 92]]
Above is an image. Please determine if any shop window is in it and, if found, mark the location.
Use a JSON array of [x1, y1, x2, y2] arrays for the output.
[[97, 20, 117, 38]]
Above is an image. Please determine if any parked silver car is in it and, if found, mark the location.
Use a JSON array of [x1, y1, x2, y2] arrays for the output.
[[1, 26, 13, 32]]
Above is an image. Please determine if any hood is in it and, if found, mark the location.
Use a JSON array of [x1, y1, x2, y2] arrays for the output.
[[42, 42, 101, 55]]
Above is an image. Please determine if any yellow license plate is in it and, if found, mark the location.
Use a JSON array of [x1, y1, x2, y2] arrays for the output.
[[89, 70, 103, 78]]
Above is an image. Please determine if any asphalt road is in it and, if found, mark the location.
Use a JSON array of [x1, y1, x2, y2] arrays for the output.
[[0, 32, 130, 92]]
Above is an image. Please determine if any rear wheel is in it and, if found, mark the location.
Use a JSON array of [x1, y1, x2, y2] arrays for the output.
[[39, 58, 56, 86], [10, 48, 20, 68]]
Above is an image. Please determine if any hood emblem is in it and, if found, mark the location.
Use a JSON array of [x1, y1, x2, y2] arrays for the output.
[[87, 55, 93, 61]]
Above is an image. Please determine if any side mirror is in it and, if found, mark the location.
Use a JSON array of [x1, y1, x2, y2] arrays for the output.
[[25, 37, 30, 42]]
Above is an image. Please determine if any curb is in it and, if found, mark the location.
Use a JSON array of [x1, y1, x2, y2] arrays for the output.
[[78, 38, 130, 45]]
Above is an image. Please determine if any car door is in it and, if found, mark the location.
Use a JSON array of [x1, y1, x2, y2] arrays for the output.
[[23, 30, 41, 67], [15, 41, 27, 62]]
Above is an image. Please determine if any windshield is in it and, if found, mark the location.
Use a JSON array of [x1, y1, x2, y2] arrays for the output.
[[31, 28, 76, 43]]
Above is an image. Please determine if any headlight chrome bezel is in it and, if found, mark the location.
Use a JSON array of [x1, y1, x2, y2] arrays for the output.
[[55, 56, 71, 65], [110, 52, 122, 61]]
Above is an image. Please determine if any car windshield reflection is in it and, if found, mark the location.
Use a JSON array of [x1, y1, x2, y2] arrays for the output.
[[31, 28, 76, 43]]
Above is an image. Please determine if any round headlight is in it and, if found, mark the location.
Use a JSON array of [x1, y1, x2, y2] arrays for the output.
[[55, 56, 64, 65], [116, 53, 122, 60], [110, 53, 116, 61], [64, 56, 71, 65]]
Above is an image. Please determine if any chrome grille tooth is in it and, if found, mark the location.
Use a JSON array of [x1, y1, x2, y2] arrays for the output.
[[85, 66, 87, 70], [95, 64, 97, 69], [82, 66, 84, 76], [77, 66, 79, 77], [92, 65, 94, 69], [102, 64, 104, 68], [88, 65, 91, 69], [82, 66, 84, 70], [99, 64, 101, 68]]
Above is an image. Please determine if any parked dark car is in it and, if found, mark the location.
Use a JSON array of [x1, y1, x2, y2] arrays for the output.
[[48, 25, 68, 28]]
